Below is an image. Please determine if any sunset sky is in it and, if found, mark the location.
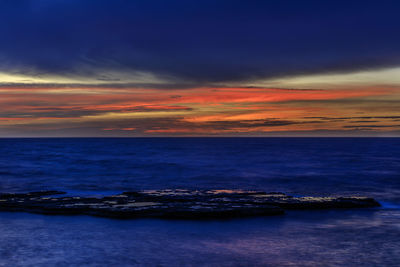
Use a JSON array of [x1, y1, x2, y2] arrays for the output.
[[1, 0, 400, 137]]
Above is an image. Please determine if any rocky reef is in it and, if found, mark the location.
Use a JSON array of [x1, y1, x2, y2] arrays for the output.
[[0, 189, 380, 219]]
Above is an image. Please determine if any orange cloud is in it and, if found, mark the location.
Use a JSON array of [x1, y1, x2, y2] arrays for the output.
[[0, 85, 398, 136]]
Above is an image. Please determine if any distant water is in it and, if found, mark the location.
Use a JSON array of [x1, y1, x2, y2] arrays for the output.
[[0, 138, 399, 266]]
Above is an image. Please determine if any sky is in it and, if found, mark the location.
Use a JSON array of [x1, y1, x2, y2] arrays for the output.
[[1, 0, 400, 137]]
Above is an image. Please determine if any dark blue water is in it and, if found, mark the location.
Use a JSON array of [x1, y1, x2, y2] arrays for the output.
[[0, 138, 399, 266]]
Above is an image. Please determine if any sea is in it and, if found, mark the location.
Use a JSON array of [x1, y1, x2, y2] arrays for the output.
[[0, 138, 399, 266]]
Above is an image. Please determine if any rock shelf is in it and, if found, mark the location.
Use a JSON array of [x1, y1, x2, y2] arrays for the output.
[[0, 189, 380, 219]]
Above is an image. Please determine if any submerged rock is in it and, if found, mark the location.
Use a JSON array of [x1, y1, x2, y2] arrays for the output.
[[0, 189, 380, 219]]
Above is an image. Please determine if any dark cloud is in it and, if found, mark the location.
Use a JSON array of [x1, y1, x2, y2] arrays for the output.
[[343, 125, 400, 128], [0, 82, 331, 90], [0, 105, 193, 118], [302, 116, 400, 126], [0, 82, 200, 90], [4, 115, 400, 137], [169, 119, 299, 131], [304, 117, 352, 120], [350, 121, 380, 123], [0, 116, 306, 132], [305, 116, 400, 121], [1, 0, 400, 84]]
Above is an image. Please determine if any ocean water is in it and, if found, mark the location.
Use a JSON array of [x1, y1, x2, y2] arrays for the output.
[[0, 138, 399, 266]]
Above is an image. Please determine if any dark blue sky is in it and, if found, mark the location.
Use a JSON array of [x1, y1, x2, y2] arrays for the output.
[[1, 0, 400, 84]]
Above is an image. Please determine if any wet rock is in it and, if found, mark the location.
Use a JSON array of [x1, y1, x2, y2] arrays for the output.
[[0, 190, 380, 219]]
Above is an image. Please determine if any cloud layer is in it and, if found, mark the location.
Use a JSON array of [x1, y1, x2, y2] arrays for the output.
[[1, 86, 399, 136], [1, 1, 400, 136], [1, 0, 400, 84]]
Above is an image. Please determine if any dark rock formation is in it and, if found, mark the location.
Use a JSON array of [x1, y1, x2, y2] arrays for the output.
[[0, 189, 380, 219]]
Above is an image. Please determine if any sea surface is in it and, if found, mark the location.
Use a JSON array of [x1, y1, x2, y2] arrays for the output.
[[0, 138, 399, 266]]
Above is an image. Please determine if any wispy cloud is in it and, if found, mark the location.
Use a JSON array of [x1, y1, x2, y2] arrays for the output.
[[0, 84, 398, 136]]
